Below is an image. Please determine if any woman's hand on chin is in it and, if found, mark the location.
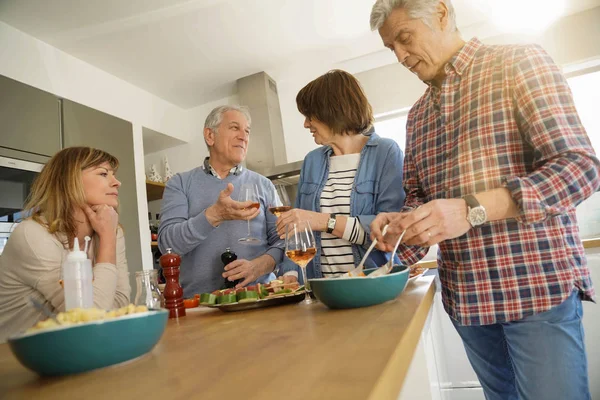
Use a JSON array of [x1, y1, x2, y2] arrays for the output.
[[83, 204, 119, 238]]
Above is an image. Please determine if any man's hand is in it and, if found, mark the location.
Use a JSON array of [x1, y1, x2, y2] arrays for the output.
[[275, 208, 328, 239], [371, 200, 471, 249], [397, 199, 470, 246], [83, 204, 118, 238], [370, 212, 406, 252], [205, 183, 261, 227], [223, 258, 267, 288]]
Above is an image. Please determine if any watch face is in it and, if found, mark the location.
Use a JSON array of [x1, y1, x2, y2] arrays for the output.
[[468, 207, 487, 226], [327, 218, 336, 230]]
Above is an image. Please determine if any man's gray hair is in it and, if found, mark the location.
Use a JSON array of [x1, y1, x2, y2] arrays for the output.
[[204, 105, 252, 132], [370, 0, 457, 32]]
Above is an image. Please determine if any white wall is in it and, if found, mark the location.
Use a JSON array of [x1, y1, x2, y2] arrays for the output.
[[0, 21, 194, 270], [0, 21, 191, 142]]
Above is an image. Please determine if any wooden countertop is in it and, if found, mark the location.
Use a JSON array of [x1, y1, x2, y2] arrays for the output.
[[0, 277, 436, 400]]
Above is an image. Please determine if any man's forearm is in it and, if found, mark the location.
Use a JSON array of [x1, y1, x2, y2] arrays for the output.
[[474, 188, 519, 222], [253, 253, 277, 276]]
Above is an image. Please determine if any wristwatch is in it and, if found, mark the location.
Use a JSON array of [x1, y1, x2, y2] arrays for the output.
[[464, 194, 487, 227], [326, 213, 337, 234]]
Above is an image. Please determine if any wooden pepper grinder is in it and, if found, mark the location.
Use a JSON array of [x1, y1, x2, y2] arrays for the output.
[[160, 248, 186, 318]]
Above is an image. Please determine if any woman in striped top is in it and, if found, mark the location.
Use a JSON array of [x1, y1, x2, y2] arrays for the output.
[[276, 70, 405, 281]]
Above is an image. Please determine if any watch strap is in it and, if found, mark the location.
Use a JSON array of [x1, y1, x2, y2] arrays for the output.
[[326, 213, 337, 234], [463, 194, 480, 209]]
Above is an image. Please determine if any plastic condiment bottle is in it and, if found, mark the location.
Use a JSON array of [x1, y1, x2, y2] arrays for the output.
[[63, 236, 94, 310]]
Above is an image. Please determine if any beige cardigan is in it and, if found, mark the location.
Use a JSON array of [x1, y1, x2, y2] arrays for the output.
[[0, 219, 131, 342]]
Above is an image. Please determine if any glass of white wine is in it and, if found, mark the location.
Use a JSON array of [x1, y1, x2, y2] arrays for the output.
[[268, 184, 292, 217], [238, 183, 261, 243], [285, 220, 317, 305]]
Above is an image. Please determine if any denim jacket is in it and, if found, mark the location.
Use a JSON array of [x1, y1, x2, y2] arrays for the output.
[[280, 131, 406, 281]]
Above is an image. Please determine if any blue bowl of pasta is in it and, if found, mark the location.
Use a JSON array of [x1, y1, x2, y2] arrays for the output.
[[7, 306, 168, 376], [309, 265, 410, 309]]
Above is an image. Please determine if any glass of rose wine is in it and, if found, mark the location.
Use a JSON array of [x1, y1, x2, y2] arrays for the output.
[[268, 184, 292, 217], [238, 183, 261, 243], [285, 220, 317, 305]]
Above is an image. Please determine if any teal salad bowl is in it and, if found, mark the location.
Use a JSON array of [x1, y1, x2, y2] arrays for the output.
[[8, 309, 168, 376], [309, 265, 409, 309]]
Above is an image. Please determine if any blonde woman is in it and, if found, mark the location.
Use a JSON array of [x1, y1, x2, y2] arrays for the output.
[[0, 147, 131, 341]]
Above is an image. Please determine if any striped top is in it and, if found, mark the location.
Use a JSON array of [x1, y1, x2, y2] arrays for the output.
[[320, 153, 366, 277]]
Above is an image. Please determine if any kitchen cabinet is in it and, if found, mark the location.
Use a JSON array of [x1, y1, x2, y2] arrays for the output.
[[0, 75, 60, 161], [62, 100, 142, 292], [430, 246, 600, 400]]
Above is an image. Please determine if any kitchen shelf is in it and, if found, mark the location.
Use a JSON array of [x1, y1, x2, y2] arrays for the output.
[[146, 180, 165, 202]]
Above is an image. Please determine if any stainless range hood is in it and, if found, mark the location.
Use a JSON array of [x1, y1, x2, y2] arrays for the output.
[[255, 159, 303, 186], [237, 71, 303, 199]]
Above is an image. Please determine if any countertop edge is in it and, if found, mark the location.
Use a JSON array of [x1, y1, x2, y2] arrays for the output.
[[367, 277, 436, 400]]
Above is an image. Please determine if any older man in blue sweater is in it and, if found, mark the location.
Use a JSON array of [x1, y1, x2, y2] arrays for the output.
[[158, 105, 284, 296]]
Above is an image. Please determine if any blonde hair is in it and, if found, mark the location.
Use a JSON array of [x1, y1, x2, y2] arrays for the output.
[[23, 147, 119, 244]]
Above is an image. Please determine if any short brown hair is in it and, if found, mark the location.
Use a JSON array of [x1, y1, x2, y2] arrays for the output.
[[24, 147, 119, 244], [296, 69, 373, 135]]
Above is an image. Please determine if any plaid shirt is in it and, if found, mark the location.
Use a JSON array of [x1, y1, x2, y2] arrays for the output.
[[202, 157, 243, 178], [399, 38, 600, 325]]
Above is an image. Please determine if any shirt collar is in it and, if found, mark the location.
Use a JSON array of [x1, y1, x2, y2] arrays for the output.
[[444, 37, 483, 77], [323, 129, 380, 156], [202, 157, 243, 179]]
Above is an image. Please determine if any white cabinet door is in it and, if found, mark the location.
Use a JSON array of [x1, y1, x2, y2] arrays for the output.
[[430, 291, 482, 390], [582, 249, 600, 398], [431, 245, 600, 400]]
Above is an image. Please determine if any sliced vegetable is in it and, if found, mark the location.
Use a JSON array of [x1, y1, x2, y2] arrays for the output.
[[237, 290, 259, 303], [199, 293, 217, 305], [256, 283, 269, 299], [183, 298, 199, 308], [269, 288, 292, 297], [217, 293, 237, 304]]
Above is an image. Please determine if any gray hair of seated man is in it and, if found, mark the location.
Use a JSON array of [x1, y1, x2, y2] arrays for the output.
[[370, 0, 457, 32]]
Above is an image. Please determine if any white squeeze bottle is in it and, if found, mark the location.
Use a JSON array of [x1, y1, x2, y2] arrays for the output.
[[63, 236, 94, 310]]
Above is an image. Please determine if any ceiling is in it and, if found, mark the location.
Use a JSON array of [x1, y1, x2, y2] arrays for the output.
[[1, 0, 599, 108]]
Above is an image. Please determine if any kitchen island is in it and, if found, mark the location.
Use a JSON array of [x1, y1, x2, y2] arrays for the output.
[[0, 277, 435, 400]]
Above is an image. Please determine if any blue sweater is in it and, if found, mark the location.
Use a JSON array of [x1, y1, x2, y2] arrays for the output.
[[158, 167, 284, 296]]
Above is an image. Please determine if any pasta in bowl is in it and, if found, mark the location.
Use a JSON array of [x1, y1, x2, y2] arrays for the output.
[[8, 305, 168, 376]]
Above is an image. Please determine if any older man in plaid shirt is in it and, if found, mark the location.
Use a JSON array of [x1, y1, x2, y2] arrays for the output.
[[369, 1, 599, 399]]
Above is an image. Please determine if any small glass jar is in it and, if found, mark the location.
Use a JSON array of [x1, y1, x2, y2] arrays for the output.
[[134, 270, 164, 309]]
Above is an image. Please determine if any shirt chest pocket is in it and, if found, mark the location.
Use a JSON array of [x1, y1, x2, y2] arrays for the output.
[[297, 182, 320, 209], [353, 180, 377, 214]]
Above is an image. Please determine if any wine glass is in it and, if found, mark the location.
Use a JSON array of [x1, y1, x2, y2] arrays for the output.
[[285, 221, 317, 305], [238, 183, 261, 243], [268, 184, 292, 217]]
